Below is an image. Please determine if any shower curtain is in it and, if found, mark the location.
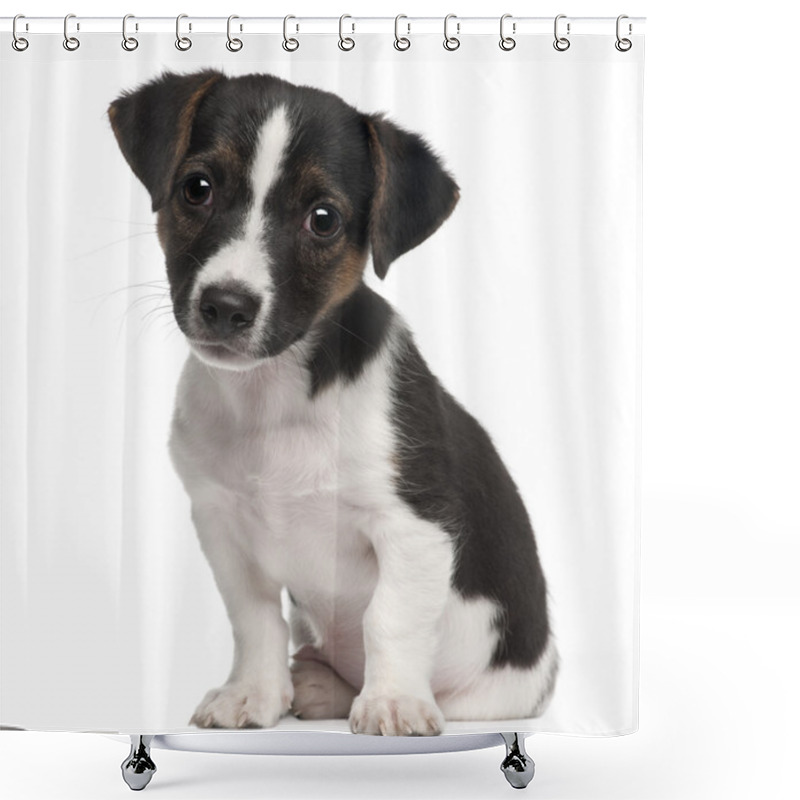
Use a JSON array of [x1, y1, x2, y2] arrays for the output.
[[0, 16, 644, 738]]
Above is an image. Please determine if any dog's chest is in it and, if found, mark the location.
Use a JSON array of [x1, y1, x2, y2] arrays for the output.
[[169, 351, 393, 587]]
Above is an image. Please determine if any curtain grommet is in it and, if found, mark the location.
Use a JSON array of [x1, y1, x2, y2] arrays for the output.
[[394, 15, 411, 51], [282, 15, 299, 52], [226, 15, 243, 52], [121, 14, 139, 51], [63, 13, 80, 51], [175, 14, 192, 51], [444, 14, 460, 51], [12, 14, 29, 51], [615, 15, 632, 51], [499, 14, 516, 51], [553, 14, 570, 52], [338, 14, 355, 51]]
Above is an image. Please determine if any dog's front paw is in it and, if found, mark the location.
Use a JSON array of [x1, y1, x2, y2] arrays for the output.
[[190, 681, 292, 729], [349, 692, 444, 736]]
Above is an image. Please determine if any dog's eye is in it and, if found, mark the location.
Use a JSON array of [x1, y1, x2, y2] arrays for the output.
[[303, 205, 342, 238], [183, 174, 213, 207]]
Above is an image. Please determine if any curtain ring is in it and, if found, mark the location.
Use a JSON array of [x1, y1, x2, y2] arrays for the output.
[[63, 13, 80, 51], [283, 15, 299, 51], [443, 14, 460, 51], [553, 14, 570, 52], [338, 14, 355, 51], [226, 15, 243, 51], [175, 14, 192, 51], [122, 14, 139, 51], [499, 13, 516, 51], [12, 14, 29, 52], [615, 15, 632, 52], [394, 15, 410, 51]]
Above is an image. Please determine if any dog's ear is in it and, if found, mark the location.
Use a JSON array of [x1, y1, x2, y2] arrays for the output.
[[365, 116, 459, 279], [108, 70, 224, 211]]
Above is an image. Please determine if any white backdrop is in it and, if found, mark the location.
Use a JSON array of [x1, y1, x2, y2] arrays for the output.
[[1, 25, 642, 735], [1, 1, 799, 800]]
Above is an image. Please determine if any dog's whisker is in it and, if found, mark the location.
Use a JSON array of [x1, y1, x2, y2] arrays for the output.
[[70, 230, 159, 262], [127, 292, 170, 309], [119, 294, 171, 322], [92, 217, 158, 228], [140, 303, 174, 322], [86, 282, 171, 330], [98, 279, 170, 300], [327, 319, 371, 349]]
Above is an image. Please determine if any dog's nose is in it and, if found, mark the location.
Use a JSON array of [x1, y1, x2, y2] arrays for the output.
[[199, 287, 260, 338]]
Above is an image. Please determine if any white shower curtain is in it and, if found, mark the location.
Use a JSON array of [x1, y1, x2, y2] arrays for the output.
[[0, 19, 643, 736]]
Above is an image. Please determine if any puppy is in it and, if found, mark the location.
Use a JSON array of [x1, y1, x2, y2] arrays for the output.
[[109, 71, 558, 736]]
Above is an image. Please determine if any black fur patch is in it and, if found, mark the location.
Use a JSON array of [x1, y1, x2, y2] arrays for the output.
[[306, 283, 394, 397], [389, 332, 551, 670]]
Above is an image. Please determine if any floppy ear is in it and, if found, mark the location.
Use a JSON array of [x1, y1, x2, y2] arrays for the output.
[[365, 116, 459, 279], [108, 70, 224, 211]]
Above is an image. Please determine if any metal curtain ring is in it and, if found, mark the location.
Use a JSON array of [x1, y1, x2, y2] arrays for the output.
[[553, 14, 570, 52], [283, 15, 299, 51], [12, 14, 29, 51], [394, 14, 410, 51], [444, 14, 460, 51], [615, 14, 632, 51], [63, 13, 80, 51], [499, 13, 516, 51], [338, 14, 355, 51], [226, 15, 243, 51], [176, 14, 192, 50], [122, 14, 139, 51]]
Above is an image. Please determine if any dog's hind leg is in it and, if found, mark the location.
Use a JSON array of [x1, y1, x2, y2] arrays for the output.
[[436, 638, 559, 721], [290, 647, 358, 720]]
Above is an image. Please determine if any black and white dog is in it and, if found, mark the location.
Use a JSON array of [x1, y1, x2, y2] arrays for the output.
[[109, 71, 557, 736]]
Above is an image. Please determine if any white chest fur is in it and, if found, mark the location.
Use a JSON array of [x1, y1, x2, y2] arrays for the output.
[[168, 342, 398, 676]]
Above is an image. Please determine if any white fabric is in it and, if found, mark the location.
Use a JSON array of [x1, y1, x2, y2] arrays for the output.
[[0, 31, 643, 735]]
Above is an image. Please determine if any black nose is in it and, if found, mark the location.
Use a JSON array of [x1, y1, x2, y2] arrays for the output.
[[199, 287, 260, 338]]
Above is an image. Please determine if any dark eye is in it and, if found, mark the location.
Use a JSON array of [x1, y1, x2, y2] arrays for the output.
[[183, 174, 213, 206], [303, 205, 342, 238]]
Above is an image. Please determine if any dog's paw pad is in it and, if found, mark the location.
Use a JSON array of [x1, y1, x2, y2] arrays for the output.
[[290, 657, 357, 720], [190, 682, 291, 729], [349, 693, 444, 736]]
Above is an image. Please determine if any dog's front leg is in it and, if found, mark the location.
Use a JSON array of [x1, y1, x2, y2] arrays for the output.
[[350, 516, 453, 736], [188, 496, 293, 730]]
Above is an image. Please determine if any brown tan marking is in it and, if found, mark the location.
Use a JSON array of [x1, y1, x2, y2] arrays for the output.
[[315, 244, 369, 320], [170, 73, 224, 189]]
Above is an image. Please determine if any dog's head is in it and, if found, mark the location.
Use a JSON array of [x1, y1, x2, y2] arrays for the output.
[[108, 70, 458, 370]]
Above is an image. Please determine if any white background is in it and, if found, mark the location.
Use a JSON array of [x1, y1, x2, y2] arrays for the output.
[[1, 1, 798, 799]]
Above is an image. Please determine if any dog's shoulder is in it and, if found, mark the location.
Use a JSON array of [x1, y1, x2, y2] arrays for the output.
[[306, 283, 397, 398]]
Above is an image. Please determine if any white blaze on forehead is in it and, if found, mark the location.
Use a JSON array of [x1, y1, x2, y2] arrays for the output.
[[244, 105, 292, 242], [190, 106, 292, 334]]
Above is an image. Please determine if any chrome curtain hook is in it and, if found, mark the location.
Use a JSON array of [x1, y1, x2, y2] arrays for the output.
[[615, 14, 632, 51], [175, 14, 192, 50], [444, 14, 460, 51], [338, 14, 355, 51], [394, 14, 410, 51], [283, 15, 299, 51], [500, 13, 516, 51], [63, 13, 80, 51], [12, 14, 29, 51], [226, 15, 243, 51], [553, 14, 570, 52], [122, 14, 139, 51]]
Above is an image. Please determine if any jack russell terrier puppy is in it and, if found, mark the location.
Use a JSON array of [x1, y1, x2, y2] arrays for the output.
[[109, 70, 558, 736]]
